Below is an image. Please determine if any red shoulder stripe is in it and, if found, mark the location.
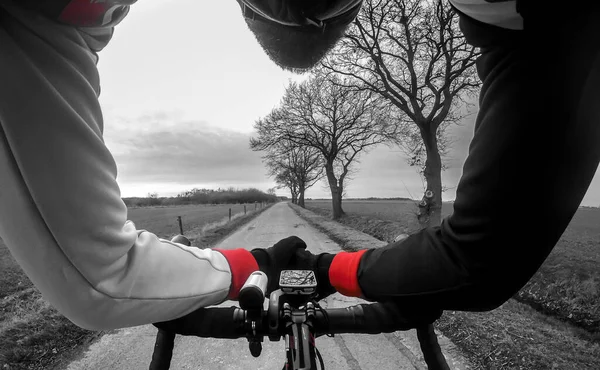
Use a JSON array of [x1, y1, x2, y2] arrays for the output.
[[58, 0, 108, 27]]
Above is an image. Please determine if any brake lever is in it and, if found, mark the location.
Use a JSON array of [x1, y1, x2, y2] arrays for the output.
[[268, 289, 284, 341], [239, 271, 268, 357]]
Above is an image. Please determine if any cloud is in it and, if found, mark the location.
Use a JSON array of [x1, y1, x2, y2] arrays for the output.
[[103, 112, 270, 194]]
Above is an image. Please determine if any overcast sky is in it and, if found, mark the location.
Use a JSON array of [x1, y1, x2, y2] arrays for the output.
[[98, 0, 600, 206]]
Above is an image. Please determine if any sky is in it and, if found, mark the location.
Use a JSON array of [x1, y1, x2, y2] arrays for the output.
[[98, 0, 600, 207]]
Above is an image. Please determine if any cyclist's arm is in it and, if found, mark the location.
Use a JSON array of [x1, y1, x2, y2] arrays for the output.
[[329, 9, 600, 311], [0, 3, 256, 330]]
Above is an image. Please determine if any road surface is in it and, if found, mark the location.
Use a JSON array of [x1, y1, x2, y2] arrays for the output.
[[64, 202, 470, 370]]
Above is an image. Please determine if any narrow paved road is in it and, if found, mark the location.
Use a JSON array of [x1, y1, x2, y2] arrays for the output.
[[64, 203, 470, 370]]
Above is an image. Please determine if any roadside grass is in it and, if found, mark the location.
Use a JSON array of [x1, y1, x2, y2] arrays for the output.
[[0, 289, 101, 370], [515, 207, 600, 336], [183, 209, 259, 247], [0, 203, 272, 370], [1, 247, 33, 299], [438, 301, 600, 369], [298, 201, 600, 369]]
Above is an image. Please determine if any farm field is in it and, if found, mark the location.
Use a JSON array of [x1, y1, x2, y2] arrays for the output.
[[127, 203, 259, 238], [307, 199, 453, 231], [0, 203, 265, 370], [305, 199, 600, 334]]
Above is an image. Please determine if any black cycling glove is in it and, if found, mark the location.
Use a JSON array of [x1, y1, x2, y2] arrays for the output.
[[250, 235, 308, 293], [293, 248, 336, 300]]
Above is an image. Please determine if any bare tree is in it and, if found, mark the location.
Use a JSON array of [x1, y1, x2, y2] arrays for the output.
[[274, 167, 300, 204], [262, 141, 323, 207], [321, 0, 479, 226], [251, 74, 395, 219]]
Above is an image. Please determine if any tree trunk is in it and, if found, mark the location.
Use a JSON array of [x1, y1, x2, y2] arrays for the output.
[[419, 133, 443, 227], [331, 190, 344, 219], [298, 185, 306, 208], [290, 190, 297, 204], [325, 163, 345, 219]]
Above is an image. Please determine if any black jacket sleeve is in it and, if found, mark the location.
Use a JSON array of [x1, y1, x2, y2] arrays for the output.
[[356, 8, 600, 311]]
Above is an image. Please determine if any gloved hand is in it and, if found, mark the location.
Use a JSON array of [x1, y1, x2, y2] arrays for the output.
[[250, 236, 309, 293], [292, 248, 336, 300]]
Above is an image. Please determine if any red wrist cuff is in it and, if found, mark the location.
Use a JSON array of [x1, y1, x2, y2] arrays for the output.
[[329, 250, 367, 297], [214, 248, 259, 300]]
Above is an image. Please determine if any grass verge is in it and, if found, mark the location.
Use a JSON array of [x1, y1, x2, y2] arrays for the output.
[[292, 203, 600, 369], [0, 204, 272, 370], [185, 204, 272, 248], [438, 302, 599, 369]]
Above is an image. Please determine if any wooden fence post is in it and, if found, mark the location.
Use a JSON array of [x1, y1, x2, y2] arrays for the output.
[[244, 205, 247, 214], [177, 216, 183, 234], [229, 208, 232, 221]]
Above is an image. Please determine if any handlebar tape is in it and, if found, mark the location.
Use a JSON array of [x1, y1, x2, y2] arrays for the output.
[[153, 307, 244, 338], [149, 329, 175, 370], [417, 325, 451, 370], [316, 302, 435, 334], [317, 304, 448, 370]]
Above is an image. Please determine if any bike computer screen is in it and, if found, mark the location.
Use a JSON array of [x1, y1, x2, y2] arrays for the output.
[[279, 270, 317, 295]]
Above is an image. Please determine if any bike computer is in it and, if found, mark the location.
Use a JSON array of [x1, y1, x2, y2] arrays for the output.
[[279, 270, 317, 295]]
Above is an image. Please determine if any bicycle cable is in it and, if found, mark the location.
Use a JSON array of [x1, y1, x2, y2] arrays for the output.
[[316, 346, 325, 369], [313, 301, 328, 369], [313, 301, 334, 338]]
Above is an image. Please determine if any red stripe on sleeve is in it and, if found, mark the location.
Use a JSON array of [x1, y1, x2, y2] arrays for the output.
[[59, 0, 107, 26], [214, 249, 259, 300], [329, 250, 367, 297]]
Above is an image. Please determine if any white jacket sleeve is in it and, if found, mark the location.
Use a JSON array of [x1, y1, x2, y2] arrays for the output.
[[0, 2, 255, 330]]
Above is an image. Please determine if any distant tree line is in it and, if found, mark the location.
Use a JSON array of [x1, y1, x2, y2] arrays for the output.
[[122, 187, 279, 208]]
